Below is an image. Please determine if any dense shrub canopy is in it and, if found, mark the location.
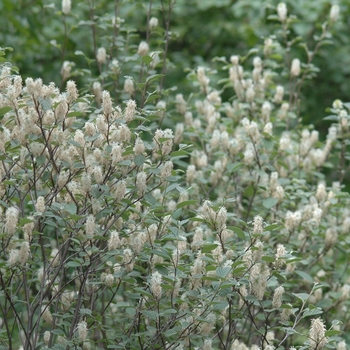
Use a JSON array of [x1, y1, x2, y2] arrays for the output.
[[0, 1, 350, 350]]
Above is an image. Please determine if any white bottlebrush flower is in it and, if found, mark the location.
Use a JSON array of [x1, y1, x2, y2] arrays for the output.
[[150, 271, 162, 299], [330, 4, 340, 23], [277, 2, 287, 22], [77, 321, 88, 342], [291, 58, 301, 77], [5, 207, 19, 236], [309, 318, 328, 349], [96, 47, 107, 64], [137, 41, 149, 56], [35, 196, 46, 214], [62, 0, 71, 15], [149, 17, 158, 29]]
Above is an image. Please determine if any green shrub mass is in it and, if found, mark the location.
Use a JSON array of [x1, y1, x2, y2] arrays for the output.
[[1, 1, 350, 350]]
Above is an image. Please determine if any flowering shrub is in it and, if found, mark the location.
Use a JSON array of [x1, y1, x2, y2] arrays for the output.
[[0, 1, 349, 350]]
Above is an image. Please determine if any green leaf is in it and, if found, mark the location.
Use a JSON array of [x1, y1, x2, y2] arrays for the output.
[[262, 256, 274, 263], [176, 200, 197, 209], [134, 154, 145, 166], [142, 55, 153, 65], [19, 218, 35, 226], [39, 97, 51, 111], [144, 193, 157, 206], [264, 224, 282, 231], [142, 310, 158, 321], [230, 226, 246, 240], [67, 111, 85, 117], [293, 293, 310, 302], [62, 203, 77, 215], [163, 309, 177, 314], [201, 243, 218, 253], [80, 308, 92, 315], [50, 329, 65, 335], [216, 266, 231, 279], [0, 106, 12, 116], [263, 197, 278, 209], [146, 74, 165, 84], [325, 329, 342, 337], [302, 307, 323, 318], [66, 261, 81, 267], [295, 270, 314, 283], [36, 155, 46, 166]]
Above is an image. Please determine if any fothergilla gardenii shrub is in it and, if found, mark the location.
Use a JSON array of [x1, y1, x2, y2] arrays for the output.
[[0, 1, 349, 350]]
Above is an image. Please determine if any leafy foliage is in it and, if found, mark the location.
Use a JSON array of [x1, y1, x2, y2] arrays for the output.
[[0, 1, 350, 350]]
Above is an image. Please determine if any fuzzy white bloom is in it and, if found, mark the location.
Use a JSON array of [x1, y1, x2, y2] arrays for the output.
[[93, 81, 102, 105], [5, 207, 19, 235], [186, 164, 196, 183], [23, 217, 35, 242], [18, 241, 30, 265], [333, 99, 343, 110], [123, 248, 134, 272], [197, 66, 210, 91], [280, 303, 293, 322], [50, 248, 60, 267], [274, 85, 284, 103], [124, 78, 134, 95], [230, 55, 239, 66], [108, 231, 121, 251], [253, 215, 264, 234], [77, 321, 88, 342], [151, 271, 162, 299], [201, 200, 216, 222], [203, 339, 212, 350], [277, 2, 287, 21], [291, 58, 301, 77], [275, 244, 286, 267], [137, 41, 149, 56], [330, 4, 340, 23], [114, 180, 126, 201], [337, 341, 346, 350], [85, 215, 96, 236], [262, 101, 271, 122], [61, 61, 73, 81], [264, 37, 274, 56], [175, 94, 187, 115], [62, 0, 71, 15], [101, 90, 113, 115], [66, 80, 79, 104], [43, 330, 51, 345], [309, 318, 328, 349], [246, 87, 255, 103], [216, 207, 227, 231], [97, 47, 107, 64], [161, 161, 173, 180], [35, 196, 46, 214], [244, 145, 255, 166], [7, 249, 19, 266], [250, 263, 270, 300], [105, 273, 114, 287], [134, 137, 145, 155], [41, 306, 53, 323], [125, 99, 137, 122], [272, 286, 284, 308], [109, 59, 119, 73], [93, 166, 103, 184], [136, 171, 147, 194], [285, 210, 301, 231], [149, 17, 158, 29]]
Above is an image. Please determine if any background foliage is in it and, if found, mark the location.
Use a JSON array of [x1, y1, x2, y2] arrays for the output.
[[1, 0, 350, 131]]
